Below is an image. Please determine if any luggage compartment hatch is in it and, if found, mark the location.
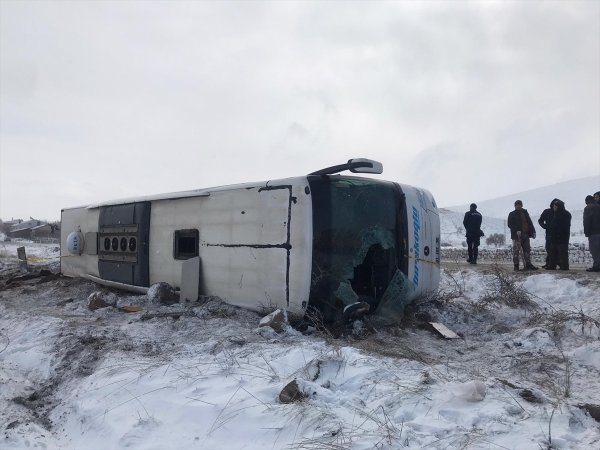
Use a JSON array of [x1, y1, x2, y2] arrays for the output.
[[98, 202, 151, 286]]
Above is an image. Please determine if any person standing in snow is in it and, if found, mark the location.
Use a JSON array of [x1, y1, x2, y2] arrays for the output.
[[545, 200, 571, 270], [463, 203, 483, 264], [507, 200, 538, 271], [538, 198, 559, 269], [583, 195, 600, 272]]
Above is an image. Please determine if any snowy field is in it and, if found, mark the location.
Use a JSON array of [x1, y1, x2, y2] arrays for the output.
[[439, 175, 598, 252], [1, 243, 599, 449], [439, 209, 588, 250]]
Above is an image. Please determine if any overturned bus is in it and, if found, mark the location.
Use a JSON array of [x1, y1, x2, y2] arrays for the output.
[[61, 159, 440, 321]]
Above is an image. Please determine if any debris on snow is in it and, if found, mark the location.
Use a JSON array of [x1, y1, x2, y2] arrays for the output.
[[147, 282, 179, 305], [259, 308, 288, 332], [5, 269, 57, 286], [140, 309, 196, 321], [428, 321, 461, 339], [342, 301, 370, 322], [579, 404, 600, 423], [519, 388, 544, 404], [86, 291, 117, 310], [451, 380, 487, 402], [117, 305, 144, 313], [279, 379, 306, 403]]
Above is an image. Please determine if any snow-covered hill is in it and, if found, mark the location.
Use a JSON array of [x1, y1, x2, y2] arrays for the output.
[[440, 176, 597, 248], [440, 208, 586, 249], [444, 176, 599, 219]]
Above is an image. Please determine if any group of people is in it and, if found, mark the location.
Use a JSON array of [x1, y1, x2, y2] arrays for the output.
[[462, 191, 600, 272]]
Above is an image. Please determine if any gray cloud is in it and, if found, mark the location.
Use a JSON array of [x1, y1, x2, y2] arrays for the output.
[[1, 1, 598, 219]]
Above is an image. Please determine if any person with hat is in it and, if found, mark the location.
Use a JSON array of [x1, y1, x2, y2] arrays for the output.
[[545, 199, 571, 270], [507, 200, 538, 271], [463, 203, 483, 264], [538, 198, 559, 268], [583, 195, 600, 272]]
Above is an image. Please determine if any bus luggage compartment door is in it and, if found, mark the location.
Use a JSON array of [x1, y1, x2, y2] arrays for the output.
[[98, 202, 151, 287]]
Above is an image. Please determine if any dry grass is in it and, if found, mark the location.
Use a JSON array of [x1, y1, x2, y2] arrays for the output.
[[476, 263, 539, 311], [527, 307, 600, 337]]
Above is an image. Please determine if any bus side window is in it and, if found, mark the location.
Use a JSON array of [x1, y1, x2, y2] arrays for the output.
[[174, 229, 199, 260]]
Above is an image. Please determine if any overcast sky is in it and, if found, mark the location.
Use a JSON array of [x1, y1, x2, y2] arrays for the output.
[[1, 0, 599, 221]]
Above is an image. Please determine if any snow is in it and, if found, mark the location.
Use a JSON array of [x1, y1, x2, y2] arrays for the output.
[[439, 176, 599, 251], [445, 175, 599, 219], [440, 208, 588, 249], [1, 244, 599, 449], [0, 240, 61, 265]]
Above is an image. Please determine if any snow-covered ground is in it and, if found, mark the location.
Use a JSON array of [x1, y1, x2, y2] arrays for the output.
[[0, 240, 61, 266], [1, 243, 599, 449]]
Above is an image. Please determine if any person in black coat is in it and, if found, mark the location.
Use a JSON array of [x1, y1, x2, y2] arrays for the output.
[[584, 195, 600, 272], [507, 200, 537, 271], [463, 203, 483, 264], [538, 198, 559, 269], [545, 200, 571, 270]]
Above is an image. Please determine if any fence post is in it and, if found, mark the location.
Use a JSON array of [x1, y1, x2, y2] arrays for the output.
[[17, 246, 28, 271]]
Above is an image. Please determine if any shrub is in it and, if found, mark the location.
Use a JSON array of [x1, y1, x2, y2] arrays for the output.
[[486, 233, 506, 247]]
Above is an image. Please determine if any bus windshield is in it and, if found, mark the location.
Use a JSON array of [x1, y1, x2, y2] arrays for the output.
[[307, 176, 414, 322]]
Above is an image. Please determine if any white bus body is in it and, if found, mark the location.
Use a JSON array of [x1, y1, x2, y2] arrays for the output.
[[61, 160, 440, 321]]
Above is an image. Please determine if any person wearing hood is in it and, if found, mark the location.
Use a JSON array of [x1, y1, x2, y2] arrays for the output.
[[583, 195, 600, 272], [538, 198, 559, 269], [463, 203, 483, 264], [545, 200, 571, 270], [507, 200, 538, 271]]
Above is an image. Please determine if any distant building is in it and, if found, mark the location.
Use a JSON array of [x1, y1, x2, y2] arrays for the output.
[[4, 219, 23, 227], [8, 219, 46, 239], [32, 223, 59, 239]]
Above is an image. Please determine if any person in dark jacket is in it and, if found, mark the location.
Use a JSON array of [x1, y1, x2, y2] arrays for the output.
[[545, 200, 571, 270], [583, 195, 600, 272], [463, 203, 483, 264], [538, 198, 559, 268], [507, 200, 538, 271]]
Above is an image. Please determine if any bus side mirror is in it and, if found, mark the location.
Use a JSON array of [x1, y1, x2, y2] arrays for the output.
[[308, 158, 383, 176], [348, 159, 383, 174]]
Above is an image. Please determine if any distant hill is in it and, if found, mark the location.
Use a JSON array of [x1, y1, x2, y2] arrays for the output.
[[439, 207, 586, 248], [440, 176, 598, 248], [444, 176, 599, 219]]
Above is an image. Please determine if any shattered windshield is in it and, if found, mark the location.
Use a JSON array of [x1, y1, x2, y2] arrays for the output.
[[308, 176, 414, 322]]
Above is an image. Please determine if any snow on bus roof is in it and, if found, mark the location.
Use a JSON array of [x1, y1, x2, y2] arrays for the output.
[[61, 177, 310, 211]]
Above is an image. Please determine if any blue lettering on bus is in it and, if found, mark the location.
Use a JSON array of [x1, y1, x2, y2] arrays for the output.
[[412, 206, 420, 286]]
